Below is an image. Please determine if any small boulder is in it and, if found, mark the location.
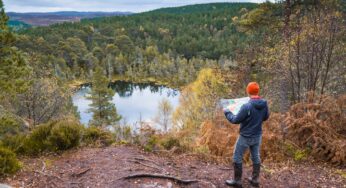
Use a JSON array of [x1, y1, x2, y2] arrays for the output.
[[0, 183, 12, 188]]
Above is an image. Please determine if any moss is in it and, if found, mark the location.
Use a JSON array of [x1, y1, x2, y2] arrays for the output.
[[43, 159, 53, 169], [261, 165, 275, 174], [0, 147, 21, 176], [336, 170, 346, 179], [283, 143, 309, 161], [294, 149, 309, 161], [118, 140, 129, 145], [194, 145, 210, 155]]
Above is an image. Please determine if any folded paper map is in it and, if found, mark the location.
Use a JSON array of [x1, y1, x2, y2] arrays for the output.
[[220, 97, 250, 115]]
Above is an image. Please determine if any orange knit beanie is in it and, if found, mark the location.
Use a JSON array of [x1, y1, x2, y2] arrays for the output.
[[246, 82, 260, 95]]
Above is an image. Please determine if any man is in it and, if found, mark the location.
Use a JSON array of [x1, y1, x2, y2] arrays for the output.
[[223, 82, 269, 187]]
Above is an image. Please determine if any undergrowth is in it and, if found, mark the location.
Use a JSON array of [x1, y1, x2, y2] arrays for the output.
[[0, 147, 21, 176], [285, 93, 346, 165]]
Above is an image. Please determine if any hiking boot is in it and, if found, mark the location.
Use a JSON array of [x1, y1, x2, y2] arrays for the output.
[[248, 163, 260, 187], [225, 163, 242, 187]]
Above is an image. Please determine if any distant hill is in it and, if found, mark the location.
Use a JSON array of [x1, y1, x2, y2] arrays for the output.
[[149, 2, 256, 14], [8, 20, 31, 31], [7, 11, 132, 26]]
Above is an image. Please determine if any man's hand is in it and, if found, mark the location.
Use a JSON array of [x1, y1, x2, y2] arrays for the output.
[[223, 108, 232, 114]]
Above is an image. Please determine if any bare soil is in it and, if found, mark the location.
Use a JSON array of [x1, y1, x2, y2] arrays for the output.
[[2, 146, 345, 188]]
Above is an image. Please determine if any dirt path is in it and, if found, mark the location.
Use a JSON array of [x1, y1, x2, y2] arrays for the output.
[[2, 146, 345, 188]]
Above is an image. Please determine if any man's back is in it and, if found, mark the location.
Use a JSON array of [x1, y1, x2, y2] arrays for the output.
[[224, 97, 269, 138]]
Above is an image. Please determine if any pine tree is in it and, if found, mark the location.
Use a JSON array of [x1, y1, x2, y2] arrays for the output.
[[87, 67, 121, 127], [0, 0, 30, 99]]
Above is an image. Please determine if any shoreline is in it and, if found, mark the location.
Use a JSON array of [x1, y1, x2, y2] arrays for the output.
[[68, 75, 183, 91]]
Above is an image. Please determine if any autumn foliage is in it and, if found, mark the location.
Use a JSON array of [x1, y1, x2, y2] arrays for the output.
[[197, 93, 345, 166], [285, 93, 346, 166], [198, 112, 286, 164]]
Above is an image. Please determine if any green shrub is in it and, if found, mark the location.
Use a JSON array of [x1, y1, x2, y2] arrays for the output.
[[161, 136, 181, 150], [132, 135, 142, 146], [0, 115, 25, 138], [0, 147, 21, 176], [121, 126, 132, 141], [25, 119, 82, 154], [25, 122, 54, 154], [113, 125, 133, 143], [83, 126, 114, 147], [48, 120, 82, 151], [0, 134, 28, 154], [144, 135, 159, 152]]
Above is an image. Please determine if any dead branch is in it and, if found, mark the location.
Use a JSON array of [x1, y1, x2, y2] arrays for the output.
[[120, 173, 199, 184], [127, 160, 164, 171], [219, 167, 232, 170], [33, 170, 64, 181], [71, 168, 91, 177], [40, 159, 46, 172], [133, 157, 161, 166]]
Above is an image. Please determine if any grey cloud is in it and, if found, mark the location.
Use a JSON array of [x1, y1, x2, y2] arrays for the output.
[[4, 0, 264, 13], [5, 0, 61, 7]]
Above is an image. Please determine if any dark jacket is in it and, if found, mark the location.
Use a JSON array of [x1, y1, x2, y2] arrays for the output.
[[224, 98, 269, 138]]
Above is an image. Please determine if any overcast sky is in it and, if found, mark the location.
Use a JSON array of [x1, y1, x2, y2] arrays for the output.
[[4, 0, 266, 13]]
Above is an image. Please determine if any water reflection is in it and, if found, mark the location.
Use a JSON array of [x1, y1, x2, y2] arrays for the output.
[[73, 81, 180, 130]]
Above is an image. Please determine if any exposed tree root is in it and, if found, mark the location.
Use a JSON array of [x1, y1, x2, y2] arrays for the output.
[[120, 173, 199, 184]]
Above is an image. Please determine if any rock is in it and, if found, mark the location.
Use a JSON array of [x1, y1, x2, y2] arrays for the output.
[[0, 184, 12, 188], [139, 182, 165, 188], [166, 182, 173, 188]]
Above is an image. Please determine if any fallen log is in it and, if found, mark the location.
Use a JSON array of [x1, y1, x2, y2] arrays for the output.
[[120, 173, 199, 184]]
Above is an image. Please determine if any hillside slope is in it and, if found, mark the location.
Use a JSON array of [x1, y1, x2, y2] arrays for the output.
[[19, 3, 257, 60], [8, 11, 132, 26], [11, 3, 259, 86], [149, 2, 256, 14]]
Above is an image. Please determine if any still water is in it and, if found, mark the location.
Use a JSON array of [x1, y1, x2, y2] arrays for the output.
[[72, 81, 180, 130]]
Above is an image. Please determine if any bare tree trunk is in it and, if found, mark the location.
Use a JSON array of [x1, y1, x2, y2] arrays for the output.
[[320, 18, 336, 96]]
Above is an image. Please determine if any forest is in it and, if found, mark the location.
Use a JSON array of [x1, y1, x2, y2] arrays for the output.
[[0, 0, 345, 187], [14, 3, 257, 87]]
